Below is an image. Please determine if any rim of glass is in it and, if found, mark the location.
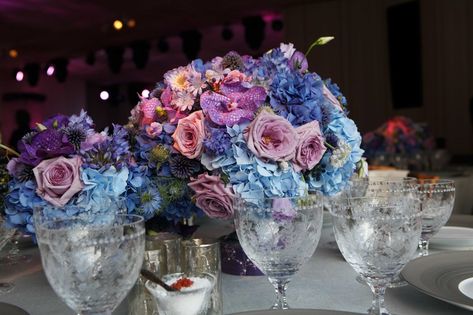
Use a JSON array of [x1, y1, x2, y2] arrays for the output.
[[35, 213, 145, 232], [233, 193, 322, 201], [417, 178, 455, 186], [349, 176, 418, 184], [330, 196, 422, 218]]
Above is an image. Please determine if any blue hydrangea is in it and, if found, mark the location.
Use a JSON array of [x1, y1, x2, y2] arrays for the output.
[[244, 48, 290, 88], [223, 124, 307, 201], [309, 110, 364, 195], [75, 166, 129, 213], [203, 126, 232, 156], [270, 70, 326, 127], [325, 79, 348, 110], [162, 198, 202, 223], [4, 180, 45, 234]]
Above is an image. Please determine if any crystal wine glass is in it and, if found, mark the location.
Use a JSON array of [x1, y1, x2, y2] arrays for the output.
[[330, 195, 421, 315], [0, 216, 15, 293], [233, 192, 323, 310], [337, 177, 419, 288], [35, 213, 145, 315], [417, 179, 455, 256]]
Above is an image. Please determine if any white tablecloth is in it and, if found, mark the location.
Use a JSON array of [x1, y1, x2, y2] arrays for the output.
[[1, 217, 472, 315]]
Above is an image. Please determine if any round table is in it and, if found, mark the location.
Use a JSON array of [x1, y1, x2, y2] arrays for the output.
[[1, 217, 472, 315]]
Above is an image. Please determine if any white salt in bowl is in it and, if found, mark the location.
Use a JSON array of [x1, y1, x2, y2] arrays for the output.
[[145, 272, 215, 315]]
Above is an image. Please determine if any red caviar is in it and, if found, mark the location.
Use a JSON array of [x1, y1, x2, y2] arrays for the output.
[[170, 277, 194, 291]]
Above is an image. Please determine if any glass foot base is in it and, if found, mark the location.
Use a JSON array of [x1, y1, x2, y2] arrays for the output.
[[0, 254, 32, 266], [0, 302, 29, 315], [0, 282, 14, 294], [356, 275, 407, 288]]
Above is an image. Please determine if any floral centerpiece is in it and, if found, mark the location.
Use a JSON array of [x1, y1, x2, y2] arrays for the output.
[[1, 39, 366, 242], [126, 39, 365, 223], [362, 116, 434, 168]]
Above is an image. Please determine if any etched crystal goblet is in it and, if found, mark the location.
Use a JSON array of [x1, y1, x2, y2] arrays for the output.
[[417, 179, 455, 256], [0, 216, 15, 293], [337, 177, 419, 288], [330, 195, 421, 315], [35, 213, 145, 315], [233, 191, 323, 310]]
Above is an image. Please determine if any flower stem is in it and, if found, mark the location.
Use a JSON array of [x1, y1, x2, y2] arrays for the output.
[[305, 36, 335, 57], [0, 144, 20, 157], [324, 141, 336, 150]]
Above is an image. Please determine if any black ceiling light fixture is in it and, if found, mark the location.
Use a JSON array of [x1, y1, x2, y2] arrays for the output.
[[24, 62, 41, 86], [85, 52, 96, 66], [180, 30, 202, 61], [242, 16, 266, 50], [105, 46, 125, 74], [52, 58, 69, 83], [271, 19, 284, 31], [221, 24, 234, 41], [157, 37, 170, 53], [131, 40, 151, 69]]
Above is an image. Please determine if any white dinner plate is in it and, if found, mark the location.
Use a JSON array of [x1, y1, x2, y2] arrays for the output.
[[402, 251, 473, 311], [230, 310, 363, 315], [0, 303, 29, 315], [430, 226, 473, 250]]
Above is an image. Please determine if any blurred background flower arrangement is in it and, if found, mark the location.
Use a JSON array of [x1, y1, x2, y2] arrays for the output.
[[362, 116, 437, 171]]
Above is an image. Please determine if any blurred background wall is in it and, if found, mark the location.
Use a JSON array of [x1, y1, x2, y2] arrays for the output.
[[1, 0, 471, 159]]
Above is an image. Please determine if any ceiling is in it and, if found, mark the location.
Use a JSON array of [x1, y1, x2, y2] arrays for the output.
[[0, 0, 309, 68]]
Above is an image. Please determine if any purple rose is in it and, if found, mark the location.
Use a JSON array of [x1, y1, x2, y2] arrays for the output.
[[18, 129, 74, 166], [188, 173, 234, 219], [293, 121, 327, 171], [33, 156, 84, 207], [244, 110, 297, 162]]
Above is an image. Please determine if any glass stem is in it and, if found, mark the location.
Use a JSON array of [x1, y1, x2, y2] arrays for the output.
[[367, 282, 390, 315], [268, 277, 290, 310], [79, 311, 112, 315], [418, 239, 429, 256]]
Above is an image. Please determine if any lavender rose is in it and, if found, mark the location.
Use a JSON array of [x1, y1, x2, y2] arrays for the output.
[[244, 110, 297, 162], [33, 156, 84, 207], [293, 121, 326, 171], [188, 173, 234, 219]]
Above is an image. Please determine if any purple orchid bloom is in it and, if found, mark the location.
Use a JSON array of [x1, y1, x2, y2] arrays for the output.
[[200, 81, 266, 126], [289, 51, 308, 72]]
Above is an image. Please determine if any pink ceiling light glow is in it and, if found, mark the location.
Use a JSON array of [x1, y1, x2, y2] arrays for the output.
[[15, 70, 24, 81], [99, 90, 109, 100], [46, 65, 55, 76], [141, 89, 150, 98]]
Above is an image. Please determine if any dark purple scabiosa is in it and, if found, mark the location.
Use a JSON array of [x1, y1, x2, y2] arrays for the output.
[[221, 51, 244, 71], [169, 154, 201, 179]]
